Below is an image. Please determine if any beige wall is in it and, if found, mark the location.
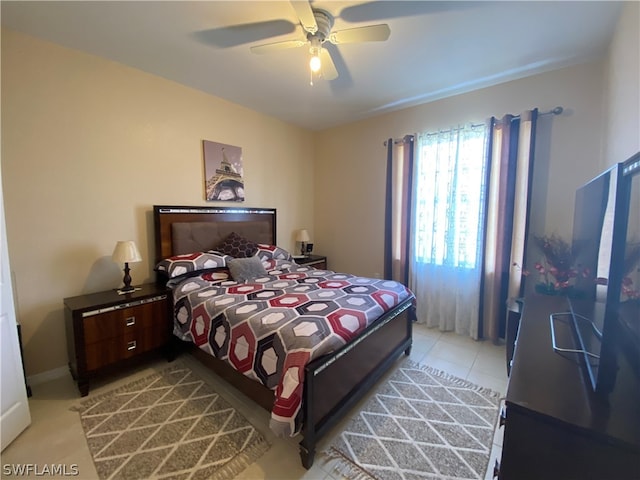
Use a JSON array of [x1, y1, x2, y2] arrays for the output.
[[4, 7, 637, 376], [604, 1, 640, 276], [603, 1, 640, 167], [1, 30, 314, 376], [315, 61, 606, 278], [314, 0, 639, 289]]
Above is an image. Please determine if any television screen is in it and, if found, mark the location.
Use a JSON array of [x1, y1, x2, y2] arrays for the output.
[[570, 168, 614, 387], [572, 170, 616, 301], [569, 163, 631, 392], [618, 156, 640, 378]]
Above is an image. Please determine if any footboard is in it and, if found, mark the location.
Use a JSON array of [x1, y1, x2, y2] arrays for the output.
[[299, 297, 415, 468]]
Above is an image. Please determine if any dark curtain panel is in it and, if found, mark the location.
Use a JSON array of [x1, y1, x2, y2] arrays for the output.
[[384, 138, 393, 280], [384, 136, 414, 284], [480, 110, 538, 341]]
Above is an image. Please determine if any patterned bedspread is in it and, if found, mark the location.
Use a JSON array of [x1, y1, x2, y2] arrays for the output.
[[169, 259, 414, 437]]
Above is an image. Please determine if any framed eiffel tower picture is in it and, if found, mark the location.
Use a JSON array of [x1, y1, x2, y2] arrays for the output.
[[203, 140, 245, 202]]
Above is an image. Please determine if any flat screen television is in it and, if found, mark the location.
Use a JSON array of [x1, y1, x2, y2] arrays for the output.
[[569, 155, 638, 394], [617, 155, 640, 381]]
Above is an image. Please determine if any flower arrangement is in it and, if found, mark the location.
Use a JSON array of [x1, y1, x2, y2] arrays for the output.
[[531, 233, 587, 295], [516, 234, 639, 298], [621, 276, 640, 300]]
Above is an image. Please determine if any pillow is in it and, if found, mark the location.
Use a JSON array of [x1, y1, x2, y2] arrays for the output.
[[201, 268, 230, 283], [215, 232, 258, 258], [228, 256, 268, 283], [255, 243, 293, 262], [155, 251, 230, 278]]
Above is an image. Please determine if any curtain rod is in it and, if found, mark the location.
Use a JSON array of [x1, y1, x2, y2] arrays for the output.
[[504, 105, 564, 121], [384, 106, 564, 146]]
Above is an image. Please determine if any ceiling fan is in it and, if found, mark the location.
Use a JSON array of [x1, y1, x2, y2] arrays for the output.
[[249, 1, 391, 81]]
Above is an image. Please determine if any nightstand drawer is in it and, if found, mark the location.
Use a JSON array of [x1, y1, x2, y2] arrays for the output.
[[64, 283, 172, 396], [83, 298, 167, 344], [85, 326, 168, 370]]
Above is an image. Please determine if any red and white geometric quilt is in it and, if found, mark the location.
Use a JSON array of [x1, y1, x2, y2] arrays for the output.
[[169, 259, 414, 436]]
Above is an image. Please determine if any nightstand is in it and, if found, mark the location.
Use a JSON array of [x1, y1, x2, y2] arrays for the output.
[[295, 254, 327, 270], [64, 283, 171, 396]]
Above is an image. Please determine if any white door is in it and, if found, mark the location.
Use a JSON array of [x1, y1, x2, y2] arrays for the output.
[[0, 163, 31, 451]]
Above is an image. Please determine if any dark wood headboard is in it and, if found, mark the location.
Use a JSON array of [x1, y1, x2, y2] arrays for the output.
[[153, 205, 277, 263]]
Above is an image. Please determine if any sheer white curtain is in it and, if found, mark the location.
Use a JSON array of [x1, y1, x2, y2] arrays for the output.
[[410, 124, 488, 338]]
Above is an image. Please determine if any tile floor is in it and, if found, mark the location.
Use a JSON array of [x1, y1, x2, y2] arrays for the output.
[[1, 323, 507, 480]]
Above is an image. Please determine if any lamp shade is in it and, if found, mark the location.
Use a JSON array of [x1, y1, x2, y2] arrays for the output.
[[296, 229, 310, 243], [112, 241, 142, 263]]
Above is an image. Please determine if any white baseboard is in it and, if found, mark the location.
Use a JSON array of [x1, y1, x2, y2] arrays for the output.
[[27, 366, 69, 386]]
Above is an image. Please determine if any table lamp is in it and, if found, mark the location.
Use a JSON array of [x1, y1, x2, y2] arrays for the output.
[[112, 240, 142, 294], [296, 229, 310, 256]]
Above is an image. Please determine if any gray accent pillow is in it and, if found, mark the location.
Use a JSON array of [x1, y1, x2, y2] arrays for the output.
[[228, 256, 268, 283]]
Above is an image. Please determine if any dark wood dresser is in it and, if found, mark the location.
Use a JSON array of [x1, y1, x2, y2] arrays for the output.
[[64, 283, 171, 396], [498, 292, 640, 479]]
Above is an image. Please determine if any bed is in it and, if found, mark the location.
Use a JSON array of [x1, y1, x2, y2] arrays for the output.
[[153, 205, 416, 468]]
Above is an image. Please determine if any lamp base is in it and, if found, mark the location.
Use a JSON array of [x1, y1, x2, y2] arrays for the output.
[[116, 286, 141, 295], [118, 262, 138, 295]]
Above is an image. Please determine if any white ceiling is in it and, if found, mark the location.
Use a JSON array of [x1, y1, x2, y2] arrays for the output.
[[1, 1, 623, 131]]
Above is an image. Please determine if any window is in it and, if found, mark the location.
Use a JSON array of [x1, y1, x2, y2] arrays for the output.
[[414, 124, 488, 269]]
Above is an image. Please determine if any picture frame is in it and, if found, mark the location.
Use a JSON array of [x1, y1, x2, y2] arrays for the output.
[[203, 140, 245, 202]]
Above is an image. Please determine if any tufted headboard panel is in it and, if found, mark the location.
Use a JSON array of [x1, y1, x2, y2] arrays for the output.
[[153, 205, 277, 263], [171, 221, 274, 255]]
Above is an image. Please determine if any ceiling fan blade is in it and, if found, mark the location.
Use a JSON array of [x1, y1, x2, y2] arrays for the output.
[[320, 48, 338, 80], [250, 39, 307, 54], [340, 1, 476, 22], [192, 20, 296, 49], [328, 24, 390, 44], [290, 0, 318, 34]]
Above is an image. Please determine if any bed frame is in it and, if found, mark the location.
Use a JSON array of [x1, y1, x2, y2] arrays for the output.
[[153, 205, 415, 468]]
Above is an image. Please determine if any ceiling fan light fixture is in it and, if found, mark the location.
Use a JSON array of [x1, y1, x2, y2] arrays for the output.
[[309, 52, 321, 73], [308, 36, 322, 75], [249, 1, 389, 83]]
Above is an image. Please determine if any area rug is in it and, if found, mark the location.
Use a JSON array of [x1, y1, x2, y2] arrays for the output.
[[71, 362, 270, 480], [324, 360, 502, 480]]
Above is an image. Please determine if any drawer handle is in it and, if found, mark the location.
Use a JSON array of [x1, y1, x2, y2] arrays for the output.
[[126, 316, 136, 327], [127, 340, 137, 351]]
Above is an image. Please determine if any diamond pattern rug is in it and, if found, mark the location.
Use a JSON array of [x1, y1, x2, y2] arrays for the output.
[[71, 362, 269, 480], [324, 360, 501, 480]]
